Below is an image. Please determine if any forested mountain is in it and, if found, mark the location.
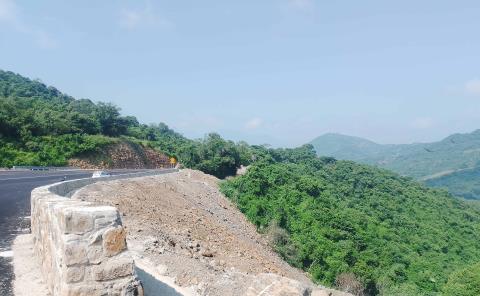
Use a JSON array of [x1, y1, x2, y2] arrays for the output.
[[425, 166, 480, 200], [4, 69, 480, 295], [310, 132, 480, 199], [308, 133, 390, 162], [221, 145, 480, 295], [0, 70, 251, 178]]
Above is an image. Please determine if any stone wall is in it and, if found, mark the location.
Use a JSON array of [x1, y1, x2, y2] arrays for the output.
[[30, 169, 178, 296]]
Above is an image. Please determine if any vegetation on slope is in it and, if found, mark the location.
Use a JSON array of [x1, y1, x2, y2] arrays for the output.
[[310, 132, 480, 199], [425, 166, 480, 200], [443, 262, 480, 296], [5, 69, 480, 295], [309, 133, 388, 162], [0, 70, 250, 178], [221, 145, 480, 295]]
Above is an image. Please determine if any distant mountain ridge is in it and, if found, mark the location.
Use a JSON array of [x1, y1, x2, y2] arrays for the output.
[[308, 133, 386, 162], [425, 166, 480, 200], [310, 131, 480, 199]]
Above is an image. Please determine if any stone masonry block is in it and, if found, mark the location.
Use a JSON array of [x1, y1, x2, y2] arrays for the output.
[[60, 284, 105, 296], [64, 242, 88, 266], [65, 266, 85, 283], [103, 226, 127, 257], [31, 171, 178, 296], [87, 244, 103, 265], [61, 210, 94, 235], [93, 257, 134, 282], [93, 208, 121, 229]]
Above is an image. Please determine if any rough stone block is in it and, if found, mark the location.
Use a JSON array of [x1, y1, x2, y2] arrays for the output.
[[93, 209, 120, 229], [65, 266, 85, 283], [116, 279, 144, 296], [93, 257, 134, 281], [62, 211, 94, 235], [103, 226, 127, 257], [87, 244, 104, 264], [64, 242, 87, 266], [60, 284, 104, 296]]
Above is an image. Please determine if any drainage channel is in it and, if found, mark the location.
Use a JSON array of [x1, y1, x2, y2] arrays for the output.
[[133, 259, 195, 296], [135, 267, 183, 296]]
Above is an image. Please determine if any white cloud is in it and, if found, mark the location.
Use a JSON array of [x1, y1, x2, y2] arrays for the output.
[[244, 118, 263, 130], [0, 0, 17, 23], [287, 0, 315, 12], [465, 79, 480, 96], [119, 2, 172, 30], [410, 117, 434, 129], [120, 9, 144, 29], [0, 0, 57, 49]]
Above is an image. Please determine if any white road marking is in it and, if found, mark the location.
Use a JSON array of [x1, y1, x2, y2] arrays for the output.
[[0, 173, 88, 182], [0, 170, 84, 177], [0, 250, 13, 258]]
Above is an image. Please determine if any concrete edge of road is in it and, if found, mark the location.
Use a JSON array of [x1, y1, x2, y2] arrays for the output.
[[49, 168, 179, 197], [13, 234, 50, 296], [11, 166, 77, 171], [16, 168, 179, 296]]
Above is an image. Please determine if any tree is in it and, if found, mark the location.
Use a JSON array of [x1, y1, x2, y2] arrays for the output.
[[95, 102, 124, 136], [443, 263, 480, 296], [194, 133, 241, 178]]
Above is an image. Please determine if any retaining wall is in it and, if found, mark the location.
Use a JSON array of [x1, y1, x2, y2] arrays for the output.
[[30, 169, 178, 296]]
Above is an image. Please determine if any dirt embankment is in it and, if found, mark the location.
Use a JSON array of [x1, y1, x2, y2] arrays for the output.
[[69, 141, 172, 169], [74, 170, 350, 296]]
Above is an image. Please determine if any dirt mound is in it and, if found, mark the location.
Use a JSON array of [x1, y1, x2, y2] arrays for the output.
[[69, 141, 172, 169], [74, 169, 351, 296]]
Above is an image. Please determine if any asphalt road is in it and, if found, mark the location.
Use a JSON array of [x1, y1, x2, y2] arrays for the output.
[[0, 169, 147, 296]]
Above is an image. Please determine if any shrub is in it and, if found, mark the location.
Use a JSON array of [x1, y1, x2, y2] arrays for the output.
[[335, 273, 365, 296], [443, 263, 480, 296]]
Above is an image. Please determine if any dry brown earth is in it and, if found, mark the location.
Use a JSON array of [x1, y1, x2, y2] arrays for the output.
[[74, 169, 350, 296], [69, 141, 172, 169]]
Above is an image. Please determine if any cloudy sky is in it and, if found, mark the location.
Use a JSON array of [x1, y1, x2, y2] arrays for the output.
[[1, 0, 479, 147]]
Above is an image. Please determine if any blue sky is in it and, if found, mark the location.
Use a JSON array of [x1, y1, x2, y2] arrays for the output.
[[1, 0, 479, 147]]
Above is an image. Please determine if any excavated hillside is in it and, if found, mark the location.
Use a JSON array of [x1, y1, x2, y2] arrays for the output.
[[69, 141, 173, 169], [73, 170, 351, 296]]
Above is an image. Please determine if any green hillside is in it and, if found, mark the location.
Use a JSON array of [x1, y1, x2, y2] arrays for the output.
[[221, 145, 480, 295], [307, 133, 389, 162], [310, 132, 480, 199], [5, 69, 480, 295], [0, 70, 252, 178], [425, 166, 480, 200]]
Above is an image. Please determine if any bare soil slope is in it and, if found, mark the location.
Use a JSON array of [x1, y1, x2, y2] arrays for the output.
[[69, 141, 172, 169], [74, 170, 349, 296]]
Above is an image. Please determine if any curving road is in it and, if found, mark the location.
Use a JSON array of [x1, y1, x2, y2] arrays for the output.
[[0, 169, 148, 296]]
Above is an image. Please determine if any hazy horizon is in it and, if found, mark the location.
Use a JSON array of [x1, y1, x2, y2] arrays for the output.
[[1, 0, 479, 147]]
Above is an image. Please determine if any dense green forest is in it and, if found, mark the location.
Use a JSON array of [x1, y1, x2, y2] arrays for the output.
[[310, 132, 480, 199], [221, 145, 480, 295], [4, 69, 480, 295], [443, 262, 480, 296], [0, 70, 251, 178]]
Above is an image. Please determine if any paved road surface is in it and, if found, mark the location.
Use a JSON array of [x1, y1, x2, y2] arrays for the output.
[[0, 169, 147, 296]]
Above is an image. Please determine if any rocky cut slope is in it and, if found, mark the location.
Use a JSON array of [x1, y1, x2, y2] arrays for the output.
[[73, 169, 351, 296], [69, 140, 173, 169]]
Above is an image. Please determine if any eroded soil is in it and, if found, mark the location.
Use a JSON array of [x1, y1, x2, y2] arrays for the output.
[[74, 170, 347, 296]]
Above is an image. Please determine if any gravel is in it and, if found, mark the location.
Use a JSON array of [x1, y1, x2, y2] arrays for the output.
[[74, 169, 343, 296]]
